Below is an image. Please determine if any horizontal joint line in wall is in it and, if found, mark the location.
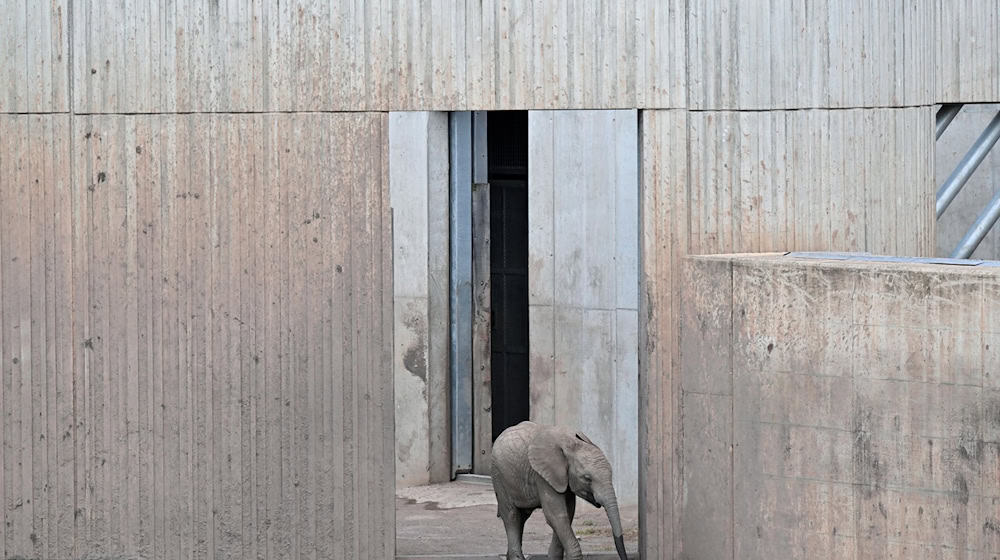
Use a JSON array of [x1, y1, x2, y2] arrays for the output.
[[684, 104, 937, 113], [65, 109, 387, 116]]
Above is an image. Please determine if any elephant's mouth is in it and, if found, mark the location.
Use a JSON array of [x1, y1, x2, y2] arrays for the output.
[[581, 493, 600, 508]]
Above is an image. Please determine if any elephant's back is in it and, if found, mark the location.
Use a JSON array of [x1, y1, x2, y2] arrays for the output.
[[493, 421, 537, 451], [490, 421, 539, 507]]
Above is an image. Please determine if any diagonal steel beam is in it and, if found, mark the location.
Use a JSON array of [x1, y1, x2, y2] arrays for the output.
[[951, 188, 1000, 258], [936, 104, 963, 140], [936, 110, 1000, 218]]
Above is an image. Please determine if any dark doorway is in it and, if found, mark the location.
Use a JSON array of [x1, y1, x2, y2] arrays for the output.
[[488, 111, 530, 441]]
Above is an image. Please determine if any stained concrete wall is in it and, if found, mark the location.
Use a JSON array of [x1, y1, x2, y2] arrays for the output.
[[528, 110, 640, 504], [390, 112, 451, 487], [0, 113, 395, 559], [638, 106, 937, 558], [678, 253, 1000, 559], [936, 104, 1000, 260]]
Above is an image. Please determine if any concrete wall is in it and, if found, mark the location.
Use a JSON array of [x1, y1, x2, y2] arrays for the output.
[[677, 253, 1000, 559], [638, 106, 937, 558], [938, 1, 1000, 103], [528, 110, 640, 504], [390, 112, 451, 487], [4, 1, 999, 558], [936, 104, 1000, 260], [0, 113, 394, 559], [13, 1, 983, 112]]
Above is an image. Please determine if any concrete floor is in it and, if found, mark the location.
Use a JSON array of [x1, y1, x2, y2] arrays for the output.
[[395, 480, 639, 559]]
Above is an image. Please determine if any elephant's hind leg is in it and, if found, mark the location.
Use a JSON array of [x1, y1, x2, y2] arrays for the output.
[[547, 493, 577, 559], [500, 507, 529, 560], [494, 477, 529, 560]]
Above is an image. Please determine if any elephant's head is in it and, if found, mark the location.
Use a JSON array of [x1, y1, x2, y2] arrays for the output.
[[528, 428, 628, 560]]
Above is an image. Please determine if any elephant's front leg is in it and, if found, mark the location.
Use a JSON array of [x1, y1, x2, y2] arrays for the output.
[[540, 491, 582, 559], [548, 492, 577, 559]]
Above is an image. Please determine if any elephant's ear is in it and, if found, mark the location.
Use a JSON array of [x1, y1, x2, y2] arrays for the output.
[[528, 429, 570, 493], [574, 432, 595, 446]]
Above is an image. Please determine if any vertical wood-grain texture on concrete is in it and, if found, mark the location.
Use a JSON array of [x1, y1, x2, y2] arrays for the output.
[[687, 1, 935, 109], [528, 110, 639, 504], [63, 0, 1000, 112], [639, 106, 936, 558], [937, 0, 1000, 103], [69, 0, 682, 112], [0, 113, 393, 559], [679, 254, 1000, 558], [0, 0, 69, 112], [0, 114, 73, 560]]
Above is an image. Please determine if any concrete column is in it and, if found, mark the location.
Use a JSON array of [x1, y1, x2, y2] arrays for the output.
[[528, 110, 640, 504], [390, 111, 451, 487]]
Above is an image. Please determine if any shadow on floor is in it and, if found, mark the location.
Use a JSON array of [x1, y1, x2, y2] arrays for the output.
[[396, 481, 639, 559]]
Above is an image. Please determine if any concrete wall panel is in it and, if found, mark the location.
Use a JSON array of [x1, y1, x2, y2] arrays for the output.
[[677, 254, 1000, 559], [687, 1, 935, 110], [529, 110, 640, 503], [62, 1, 999, 113], [68, 0, 684, 113], [0, 1, 69, 112], [639, 107, 937, 558], [389, 112, 451, 487], [0, 113, 394, 559], [937, 0, 1000, 103]]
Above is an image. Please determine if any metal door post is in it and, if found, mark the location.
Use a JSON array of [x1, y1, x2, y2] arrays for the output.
[[450, 112, 474, 476]]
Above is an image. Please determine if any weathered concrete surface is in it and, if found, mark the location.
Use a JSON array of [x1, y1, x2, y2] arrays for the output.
[[59, 2, 976, 112], [0, 113, 395, 559], [528, 110, 640, 505], [395, 482, 639, 559], [936, 103, 1000, 260], [391, 111, 452, 487], [638, 107, 937, 559], [678, 253, 1000, 559]]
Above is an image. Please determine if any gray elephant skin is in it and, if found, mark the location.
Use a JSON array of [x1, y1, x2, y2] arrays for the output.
[[491, 421, 628, 560]]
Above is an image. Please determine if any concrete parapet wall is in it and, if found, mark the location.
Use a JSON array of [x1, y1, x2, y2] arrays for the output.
[[677, 253, 1000, 559]]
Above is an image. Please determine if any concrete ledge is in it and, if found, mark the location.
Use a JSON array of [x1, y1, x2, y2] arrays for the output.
[[678, 252, 1000, 559]]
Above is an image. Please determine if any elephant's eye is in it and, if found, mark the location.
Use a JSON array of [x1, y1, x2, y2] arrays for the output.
[[583, 474, 593, 483]]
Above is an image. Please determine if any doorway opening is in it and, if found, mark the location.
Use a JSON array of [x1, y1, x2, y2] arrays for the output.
[[487, 111, 530, 441]]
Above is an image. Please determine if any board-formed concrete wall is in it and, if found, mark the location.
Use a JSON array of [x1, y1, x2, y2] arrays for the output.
[[11, 1, 991, 113], [390, 112, 451, 487], [677, 253, 1000, 559], [528, 110, 640, 503], [637, 106, 937, 557], [0, 113, 394, 559]]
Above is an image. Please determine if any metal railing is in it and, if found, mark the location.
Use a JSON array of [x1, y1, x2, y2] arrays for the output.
[[935, 104, 1000, 258]]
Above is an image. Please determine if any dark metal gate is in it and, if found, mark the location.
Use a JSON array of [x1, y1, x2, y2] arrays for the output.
[[488, 111, 530, 441]]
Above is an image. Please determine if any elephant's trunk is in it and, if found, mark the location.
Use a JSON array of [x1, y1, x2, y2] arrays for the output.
[[597, 489, 628, 560]]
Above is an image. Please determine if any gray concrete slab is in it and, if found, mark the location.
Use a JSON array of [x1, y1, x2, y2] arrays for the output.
[[678, 253, 1000, 558]]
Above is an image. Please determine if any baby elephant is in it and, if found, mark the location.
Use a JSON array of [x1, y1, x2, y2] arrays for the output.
[[491, 421, 628, 560]]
